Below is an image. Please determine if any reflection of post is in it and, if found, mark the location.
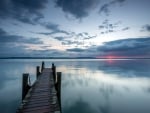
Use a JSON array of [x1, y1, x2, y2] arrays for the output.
[[41, 61, 45, 72], [36, 66, 40, 79], [52, 63, 56, 83], [56, 72, 61, 111], [22, 73, 30, 101]]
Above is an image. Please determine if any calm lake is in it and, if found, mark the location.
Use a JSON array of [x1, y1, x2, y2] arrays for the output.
[[0, 59, 150, 113]]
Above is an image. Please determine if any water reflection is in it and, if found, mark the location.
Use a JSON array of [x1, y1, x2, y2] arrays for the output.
[[60, 59, 150, 113], [0, 59, 150, 113], [0, 60, 41, 113], [63, 99, 97, 113]]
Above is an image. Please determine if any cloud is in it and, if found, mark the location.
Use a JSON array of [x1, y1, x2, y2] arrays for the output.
[[64, 37, 150, 58], [56, 32, 97, 47], [0, 28, 7, 35], [142, 24, 150, 32], [0, 28, 69, 57], [66, 48, 85, 52], [76, 32, 97, 40], [54, 0, 100, 19], [30, 49, 66, 57], [37, 30, 69, 36], [54, 36, 65, 41], [98, 25, 105, 29], [97, 37, 150, 57], [83, 35, 97, 40], [41, 22, 59, 31], [38, 22, 70, 35], [0, 0, 48, 24], [122, 27, 130, 31], [0, 43, 28, 57], [62, 40, 84, 46], [0, 28, 45, 57], [98, 20, 121, 34], [99, 0, 126, 15], [0, 28, 43, 44]]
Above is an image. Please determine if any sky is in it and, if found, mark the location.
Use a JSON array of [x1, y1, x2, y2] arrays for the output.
[[0, 0, 150, 58]]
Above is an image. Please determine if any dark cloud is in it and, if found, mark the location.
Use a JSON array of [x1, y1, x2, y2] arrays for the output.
[[0, 43, 28, 57], [122, 27, 130, 31], [39, 22, 70, 35], [54, 0, 100, 19], [99, 0, 126, 15], [77, 33, 84, 37], [0, 29, 67, 57], [63, 37, 150, 57], [0, 28, 7, 35], [98, 20, 121, 34], [54, 36, 65, 41], [67, 37, 150, 57], [99, 25, 105, 29], [67, 48, 85, 52], [99, 4, 110, 16], [37, 30, 69, 36], [42, 22, 59, 31], [62, 40, 84, 46], [97, 37, 150, 57], [142, 24, 150, 32], [30, 49, 69, 57], [36, 32, 54, 36], [83, 32, 88, 35], [56, 32, 98, 47], [76, 32, 97, 40], [83, 35, 97, 40], [0, 0, 48, 24], [0, 28, 43, 44]]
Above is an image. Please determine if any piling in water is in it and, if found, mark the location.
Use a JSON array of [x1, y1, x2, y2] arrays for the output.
[[52, 63, 56, 83], [56, 72, 62, 110], [22, 73, 31, 101], [36, 66, 40, 79], [41, 61, 45, 72]]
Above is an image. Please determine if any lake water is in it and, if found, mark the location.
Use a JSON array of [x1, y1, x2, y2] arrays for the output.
[[0, 59, 150, 113]]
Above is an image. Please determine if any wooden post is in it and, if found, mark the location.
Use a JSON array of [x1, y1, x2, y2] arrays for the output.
[[52, 63, 56, 83], [36, 66, 40, 79], [56, 72, 61, 110], [22, 73, 29, 101], [41, 61, 45, 72]]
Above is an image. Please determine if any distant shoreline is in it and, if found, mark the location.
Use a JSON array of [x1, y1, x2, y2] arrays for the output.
[[0, 57, 150, 59]]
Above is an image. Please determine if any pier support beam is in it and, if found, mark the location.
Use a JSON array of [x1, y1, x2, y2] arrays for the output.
[[41, 61, 45, 72], [36, 66, 40, 79], [52, 63, 56, 83], [22, 73, 30, 101], [56, 72, 61, 110]]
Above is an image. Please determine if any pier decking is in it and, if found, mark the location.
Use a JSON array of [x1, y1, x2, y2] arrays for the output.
[[17, 62, 61, 113]]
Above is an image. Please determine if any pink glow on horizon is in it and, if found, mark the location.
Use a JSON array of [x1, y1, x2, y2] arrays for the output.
[[96, 55, 128, 59], [96, 55, 149, 59]]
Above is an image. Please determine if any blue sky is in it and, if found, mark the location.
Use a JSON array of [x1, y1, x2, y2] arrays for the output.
[[0, 0, 150, 57]]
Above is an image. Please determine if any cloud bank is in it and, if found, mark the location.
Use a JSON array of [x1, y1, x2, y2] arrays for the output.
[[97, 37, 150, 57], [54, 0, 100, 19], [0, 0, 48, 24], [99, 0, 126, 15]]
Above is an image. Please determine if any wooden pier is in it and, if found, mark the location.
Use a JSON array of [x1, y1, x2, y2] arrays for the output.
[[17, 62, 61, 113]]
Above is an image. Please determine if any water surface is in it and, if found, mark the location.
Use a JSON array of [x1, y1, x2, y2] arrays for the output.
[[0, 59, 150, 113]]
